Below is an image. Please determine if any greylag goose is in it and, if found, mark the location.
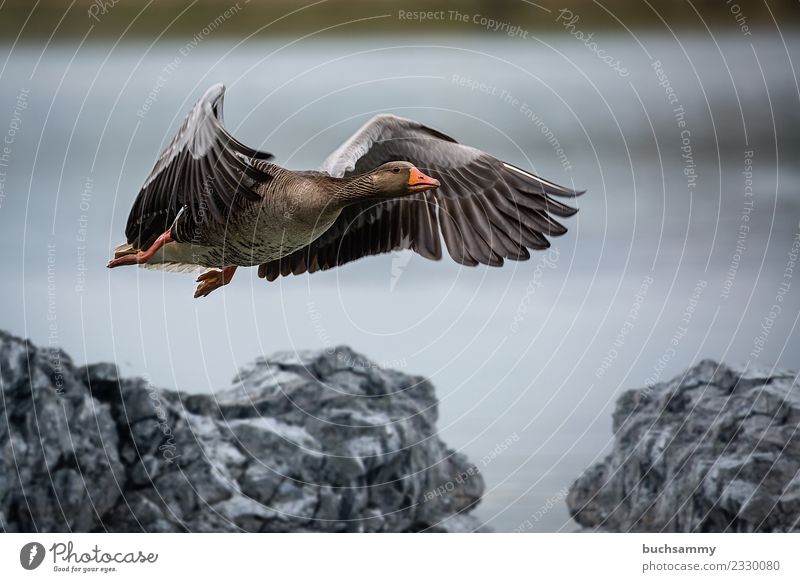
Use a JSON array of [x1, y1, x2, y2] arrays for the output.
[[109, 84, 583, 298]]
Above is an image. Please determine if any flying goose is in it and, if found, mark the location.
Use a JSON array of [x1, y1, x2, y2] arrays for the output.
[[109, 84, 583, 298]]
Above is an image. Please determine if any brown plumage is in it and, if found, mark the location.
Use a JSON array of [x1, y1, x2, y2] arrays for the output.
[[109, 84, 584, 298]]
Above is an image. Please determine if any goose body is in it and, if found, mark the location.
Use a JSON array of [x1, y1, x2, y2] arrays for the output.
[[109, 83, 584, 297], [150, 165, 343, 269]]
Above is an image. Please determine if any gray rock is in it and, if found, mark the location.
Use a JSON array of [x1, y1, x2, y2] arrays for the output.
[[0, 330, 483, 532], [567, 359, 800, 532]]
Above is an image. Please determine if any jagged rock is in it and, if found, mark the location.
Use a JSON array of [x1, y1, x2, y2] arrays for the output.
[[567, 359, 800, 532], [0, 330, 483, 532]]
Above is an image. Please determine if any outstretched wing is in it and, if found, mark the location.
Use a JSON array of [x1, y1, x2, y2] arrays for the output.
[[258, 113, 582, 281], [125, 83, 273, 249]]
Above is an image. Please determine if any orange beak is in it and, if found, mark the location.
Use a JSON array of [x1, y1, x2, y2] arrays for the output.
[[407, 167, 440, 192]]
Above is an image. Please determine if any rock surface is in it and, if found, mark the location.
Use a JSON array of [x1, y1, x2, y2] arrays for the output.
[[568, 359, 800, 532], [0, 330, 483, 532]]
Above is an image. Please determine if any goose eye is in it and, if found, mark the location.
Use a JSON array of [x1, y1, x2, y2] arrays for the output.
[[392, 167, 400, 174]]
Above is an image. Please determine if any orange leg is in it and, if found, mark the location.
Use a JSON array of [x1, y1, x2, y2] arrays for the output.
[[107, 231, 173, 268], [194, 266, 237, 298]]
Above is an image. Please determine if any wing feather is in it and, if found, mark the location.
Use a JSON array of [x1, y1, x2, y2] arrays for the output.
[[125, 84, 273, 249], [259, 113, 582, 280]]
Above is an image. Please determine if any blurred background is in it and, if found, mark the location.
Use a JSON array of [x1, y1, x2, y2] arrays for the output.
[[0, 0, 798, 532]]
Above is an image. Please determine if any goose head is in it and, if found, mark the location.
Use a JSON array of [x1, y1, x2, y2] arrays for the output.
[[370, 161, 440, 197]]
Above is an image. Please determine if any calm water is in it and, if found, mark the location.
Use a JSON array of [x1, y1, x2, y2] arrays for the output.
[[0, 32, 798, 531]]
